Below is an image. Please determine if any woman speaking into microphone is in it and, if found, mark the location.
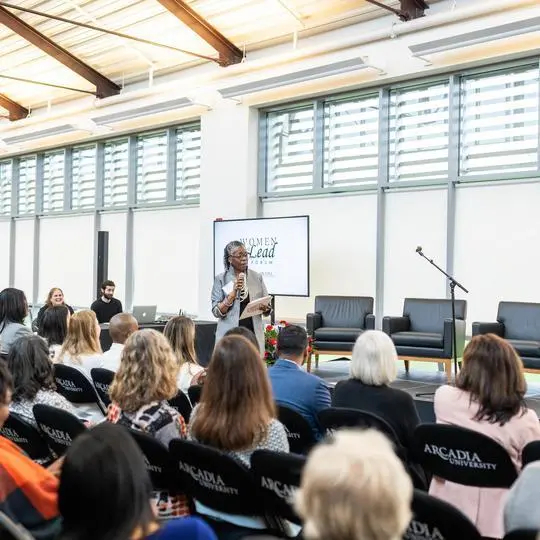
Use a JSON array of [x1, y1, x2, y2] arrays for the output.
[[211, 240, 271, 354]]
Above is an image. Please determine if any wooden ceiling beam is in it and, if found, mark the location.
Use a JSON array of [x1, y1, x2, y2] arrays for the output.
[[0, 93, 28, 121], [0, 6, 120, 98], [156, 0, 243, 66]]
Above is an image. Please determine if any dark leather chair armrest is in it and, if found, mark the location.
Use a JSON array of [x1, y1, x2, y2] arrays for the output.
[[306, 313, 322, 335], [365, 314, 376, 330], [471, 321, 505, 337], [443, 318, 467, 358], [382, 316, 410, 335]]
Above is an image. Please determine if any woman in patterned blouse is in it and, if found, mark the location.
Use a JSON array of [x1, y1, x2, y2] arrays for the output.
[[189, 335, 289, 530], [108, 329, 189, 518]]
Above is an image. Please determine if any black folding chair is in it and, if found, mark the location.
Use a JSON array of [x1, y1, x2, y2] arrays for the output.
[[413, 424, 518, 488], [504, 531, 540, 540], [128, 428, 178, 493], [33, 404, 87, 456], [277, 405, 316, 455], [0, 511, 34, 540], [522, 440, 540, 467], [187, 385, 202, 406], [169, 439, 283, 536], [251, 449, 306, 525], [167, 391, 192, 422], [54, 364, 107, 415], [90, 368, 115, 407], [0, 413, 54, 464], [404, 489, 482, 540]]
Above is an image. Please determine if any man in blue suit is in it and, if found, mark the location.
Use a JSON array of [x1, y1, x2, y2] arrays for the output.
[[268, 324, 331, 440]]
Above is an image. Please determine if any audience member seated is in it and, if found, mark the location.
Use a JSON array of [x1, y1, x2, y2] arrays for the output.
[[57, 422, 216, 540], [7, 335, 78, 429], [108, 329, 189, 518], [57, 310, 104, 377], [0, 288, 32, 355], [224, 326, 260, 351], [38, 305, 70, 361], [332, 330, 425, 484], [295, 429, 412, 540], [101, 313, 138, 372], [35, 288, 74, 331], [505, 462, 540, 535], [431, 333, 540, 539], [189, 335, 289, 530], [0, 360, 61, 539], [268, 325, 330, 440], [164, 316, 204, 393]]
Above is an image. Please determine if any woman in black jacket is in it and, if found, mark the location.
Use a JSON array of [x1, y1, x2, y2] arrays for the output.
[[34, 287, 74, 331]]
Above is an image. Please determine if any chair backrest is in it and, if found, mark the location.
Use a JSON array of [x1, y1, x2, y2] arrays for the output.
[[314, 296, 374, 329], [413, 424, 517, 488], [128, 429, 176, 491], [0, 413, 54, 464], [33, 404, 87, 456], [522, 440, 540, 467], [54, 364, 106, 415], [277, 405, 316, 455], [187, 385, 202, 406], [90, 368, 115, 407], [403, 298, 467, 333], [497, 301, 540, 341], [169, 439, 266, 517], [0, 511, 34, 540], [404, 489, 482, 540], [503, 531, 540, 540], [167, 391, 192, 423], [250, 449, 306, 524]]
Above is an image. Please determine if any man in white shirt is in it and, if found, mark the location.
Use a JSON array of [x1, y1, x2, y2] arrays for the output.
[[101, 313, 138, 372]]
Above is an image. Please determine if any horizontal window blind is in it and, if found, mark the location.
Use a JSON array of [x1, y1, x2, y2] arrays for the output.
[[323, 95, 379, 187], [266, 107, 314, 192], [43, 152, 65, 213], [460, 66, 539, 175], [17, 156, 36, 215], [0, 161, 11, 216], [71, 146, 96, 210], [389, 82, 449, 182], [104, 139, 129, 207], [136, 132, 167, 203], [175, 126, 201, 201]]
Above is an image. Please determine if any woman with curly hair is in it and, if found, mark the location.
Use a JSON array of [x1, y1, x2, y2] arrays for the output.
[[108, 329, 189, 518]]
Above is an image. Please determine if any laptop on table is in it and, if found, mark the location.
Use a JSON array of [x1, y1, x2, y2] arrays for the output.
[[132, 305, 157, 324]]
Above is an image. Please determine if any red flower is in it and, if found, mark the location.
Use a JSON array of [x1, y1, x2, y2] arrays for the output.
[[266, 324, 273, 331], [264, 351, 270, 358], [270, 338, 277, 346]]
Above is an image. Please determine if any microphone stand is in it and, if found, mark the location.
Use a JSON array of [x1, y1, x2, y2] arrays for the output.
[[415, 249, 469, 397]]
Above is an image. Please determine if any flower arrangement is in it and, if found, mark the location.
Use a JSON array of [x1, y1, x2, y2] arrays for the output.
[[264, 320, 313, 366]]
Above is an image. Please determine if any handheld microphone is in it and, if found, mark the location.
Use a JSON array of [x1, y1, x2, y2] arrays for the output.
[[237, 272, 245, 290], [415, 246, 423, 254]]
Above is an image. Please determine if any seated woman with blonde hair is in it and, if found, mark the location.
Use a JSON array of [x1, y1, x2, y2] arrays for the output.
[[108, 329, 189, 518], [431, 333, 540, 539], [296, 429, 413, 540]]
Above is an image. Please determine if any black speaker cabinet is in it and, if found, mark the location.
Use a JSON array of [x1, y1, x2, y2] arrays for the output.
[[96, 231, 109, 298]]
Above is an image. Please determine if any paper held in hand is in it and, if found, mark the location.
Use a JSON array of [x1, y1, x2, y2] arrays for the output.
[[240, 296, 272, 320]]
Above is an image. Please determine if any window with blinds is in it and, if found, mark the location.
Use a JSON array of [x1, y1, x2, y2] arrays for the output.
[[175, 126, 201, 201], [104, 139, 129, 207], [71, 146, 96, 210], [389, 82, 449, 182], [266, 107, 314, 192], [0, 161, 11, 216], [460, 66, 539, 175], [323, 95, 379, 187], [43, 152, 65, 213], [136, 132, 167, 203], [18, 156, 36, 215]]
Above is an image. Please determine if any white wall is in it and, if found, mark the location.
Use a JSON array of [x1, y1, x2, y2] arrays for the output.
[[13, 219, 34, 301], [455, 182, 540, 331], [39, 215, 94, 307], [132, 207, 200, 315], [383, 189, 448, 316], [263, 193, 378, 321], [99, 212, 127, 305], [0, 221, 10, 289]]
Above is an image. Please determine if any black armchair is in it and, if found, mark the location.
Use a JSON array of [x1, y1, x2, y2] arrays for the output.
[[306, 296, 375, 371], [472, 302, 540, 372], [383, 298, 467, 380]]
